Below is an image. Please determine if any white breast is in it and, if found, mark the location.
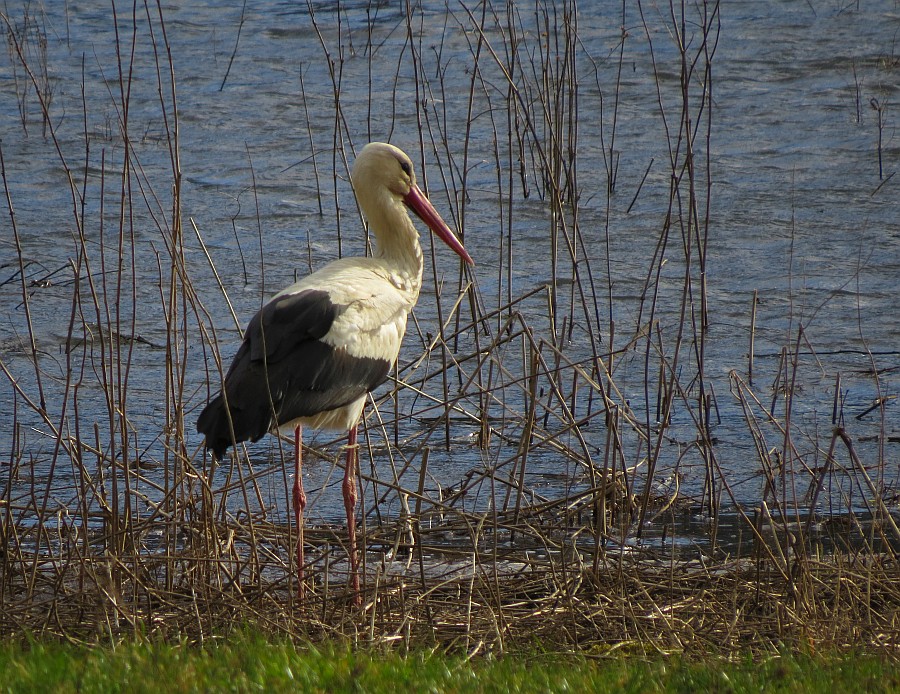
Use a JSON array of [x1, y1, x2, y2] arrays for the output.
[[274, 256, 419, 363]]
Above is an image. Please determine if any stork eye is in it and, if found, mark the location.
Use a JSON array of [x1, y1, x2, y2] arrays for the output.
[[400, 161, 412, 176]]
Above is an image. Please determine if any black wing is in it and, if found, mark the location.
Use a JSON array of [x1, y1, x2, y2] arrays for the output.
[[197, 288, 391, 458]]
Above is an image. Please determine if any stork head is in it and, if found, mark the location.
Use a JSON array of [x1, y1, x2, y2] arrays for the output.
[[352, 142, 474, 265]]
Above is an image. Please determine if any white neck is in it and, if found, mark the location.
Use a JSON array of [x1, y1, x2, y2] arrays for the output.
[[363, 191, 424, 296]]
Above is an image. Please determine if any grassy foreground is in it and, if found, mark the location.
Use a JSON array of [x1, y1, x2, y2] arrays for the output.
[[1, 634, 897, 693]]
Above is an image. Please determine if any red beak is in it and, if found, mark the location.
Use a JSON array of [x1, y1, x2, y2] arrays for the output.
[[404, 184, 474, 266]]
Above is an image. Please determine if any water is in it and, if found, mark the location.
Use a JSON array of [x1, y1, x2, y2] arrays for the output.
[[1, 1, 898, 547]]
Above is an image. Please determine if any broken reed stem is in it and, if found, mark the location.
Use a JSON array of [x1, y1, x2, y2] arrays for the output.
[[749, 289, 757, 386], [510, 346, 540, 534], [832, 372, 843, 426]]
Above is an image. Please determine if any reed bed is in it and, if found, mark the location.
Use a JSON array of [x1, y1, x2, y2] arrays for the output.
[[1, 1, 898, 656]]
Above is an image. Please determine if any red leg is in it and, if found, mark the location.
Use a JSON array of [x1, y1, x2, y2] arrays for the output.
[[293, 424, 307, 601], [342, 425, 361, 604]]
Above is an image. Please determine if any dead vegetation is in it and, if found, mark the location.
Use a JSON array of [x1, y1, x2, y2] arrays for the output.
[[4, 503, 900, 655]]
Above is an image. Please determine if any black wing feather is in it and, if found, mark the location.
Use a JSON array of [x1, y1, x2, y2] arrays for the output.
[[197, 288, 391, 459]]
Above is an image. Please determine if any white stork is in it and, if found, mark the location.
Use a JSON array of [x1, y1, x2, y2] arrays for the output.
[[197, 142, 473, 603]]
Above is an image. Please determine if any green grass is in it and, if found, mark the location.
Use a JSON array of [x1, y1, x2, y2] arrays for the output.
[[0, 634, 898, 693]]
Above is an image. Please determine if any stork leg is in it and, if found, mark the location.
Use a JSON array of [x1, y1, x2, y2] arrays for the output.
[[293, 424, 307, 601], [343, 425, 361, 605]]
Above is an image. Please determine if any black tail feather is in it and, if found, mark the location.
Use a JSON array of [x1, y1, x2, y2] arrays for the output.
[[196, 394, 233, 460]]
